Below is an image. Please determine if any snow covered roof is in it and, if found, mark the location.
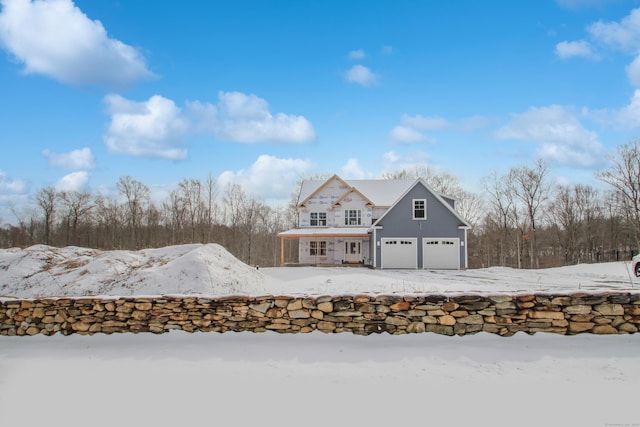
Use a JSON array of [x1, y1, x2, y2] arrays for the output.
[[298, 178, 416, 207]]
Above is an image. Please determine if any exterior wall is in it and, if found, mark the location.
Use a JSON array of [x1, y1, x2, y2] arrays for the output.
[[337, 193, 374, 227], [299, 237, 370, 265], [299, 178, 348, 227], [3, 292, 639, 337], [373, 184, 467, 268]]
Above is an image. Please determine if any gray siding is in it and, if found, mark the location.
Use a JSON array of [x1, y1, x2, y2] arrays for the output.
[[373, 183, 467, 268]]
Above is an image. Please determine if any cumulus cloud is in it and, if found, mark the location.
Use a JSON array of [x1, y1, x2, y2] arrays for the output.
[[495, 105, 605, 167], [54, 171, 89, 193], [345, 65, 379, 87], [218, 155, 314, 202], [389, 126, 427, 143], [588, 89, 640, 128], [381, 150, 432, 172], [588, 8, 640, 53], [389, 114, 448, 143], [188, 91, 316, 143], [348, 49, 366, 60], [555, 40, 598, 59], [42, 147, 95, 170], [340, 158, 368, 179], [103, 91, 316, 160], [0, 0, 154, 89], [103, 94, 190, 160], [0, 169, 28, 195]]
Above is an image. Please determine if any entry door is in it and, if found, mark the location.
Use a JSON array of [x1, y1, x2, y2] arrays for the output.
[[344, 240, 361, 263]]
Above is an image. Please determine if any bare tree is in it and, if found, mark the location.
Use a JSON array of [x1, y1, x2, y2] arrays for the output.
[[597, 140, 640, 248], [35, 187, 58, 245], [509, 159, 551, 268], [117, 176, 150, 249], [60, 191, 93, 246]]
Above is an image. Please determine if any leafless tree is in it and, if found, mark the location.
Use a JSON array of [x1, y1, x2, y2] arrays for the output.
[[509, 159, 551, 268], [597, 140, 640, 248], [35, 187, 58, 245], [117, 176, 150, 249], [60, 191, 93, 246]]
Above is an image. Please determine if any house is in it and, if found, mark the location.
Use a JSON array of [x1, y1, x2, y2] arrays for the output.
[[278, 174, 471, 269]]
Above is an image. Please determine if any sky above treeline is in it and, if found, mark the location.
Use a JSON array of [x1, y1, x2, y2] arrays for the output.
[[2, 0, 640, 224]]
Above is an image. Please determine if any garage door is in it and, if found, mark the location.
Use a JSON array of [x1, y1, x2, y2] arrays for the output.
[[423, 238, 459, 270], [381, 238, 417, 269]]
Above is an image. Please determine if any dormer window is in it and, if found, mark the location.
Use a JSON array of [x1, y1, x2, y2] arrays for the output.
[[310, 212, 327, 226], [345, 209, 362, 225], [413, 199, 426, 220]]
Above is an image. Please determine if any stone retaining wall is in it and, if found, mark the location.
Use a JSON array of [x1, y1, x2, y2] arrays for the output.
[[2, 292, 640, 337]]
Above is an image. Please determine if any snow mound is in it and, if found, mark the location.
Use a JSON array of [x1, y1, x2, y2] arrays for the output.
[[0, 244, 265, 299]]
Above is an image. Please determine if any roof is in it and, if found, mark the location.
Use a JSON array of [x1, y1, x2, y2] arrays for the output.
[[278, 227, 371, 238], [298, 178, 416, 207]]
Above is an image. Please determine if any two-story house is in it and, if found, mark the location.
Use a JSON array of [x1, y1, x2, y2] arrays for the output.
[[278, 174, 471, 269]]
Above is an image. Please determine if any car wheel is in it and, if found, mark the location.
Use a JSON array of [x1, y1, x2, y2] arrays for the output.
[[635, 263, 640, 277]]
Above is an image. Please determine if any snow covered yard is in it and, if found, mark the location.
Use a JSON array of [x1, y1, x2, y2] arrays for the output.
[[1, 244, 639, 427]]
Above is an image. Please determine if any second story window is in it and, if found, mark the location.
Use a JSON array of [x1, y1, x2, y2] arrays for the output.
[[413, 199, 426, 220], [344, 209, 362, 225], [310, 212, 327, 226]]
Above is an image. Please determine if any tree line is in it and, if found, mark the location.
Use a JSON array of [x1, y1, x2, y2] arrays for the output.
[[3, 140, 640, 270]]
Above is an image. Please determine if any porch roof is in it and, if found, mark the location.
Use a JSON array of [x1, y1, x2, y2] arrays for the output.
[[278, 227, 371, 238]]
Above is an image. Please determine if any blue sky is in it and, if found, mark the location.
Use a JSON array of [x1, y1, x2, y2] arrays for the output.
[[2, 0, 640, 223]]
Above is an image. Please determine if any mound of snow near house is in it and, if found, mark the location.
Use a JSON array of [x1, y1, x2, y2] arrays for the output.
[[0, 244, 265, 298], [1, 243, 639, 299]]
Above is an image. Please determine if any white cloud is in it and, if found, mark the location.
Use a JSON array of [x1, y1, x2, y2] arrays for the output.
[[103, 94, 190, 160], [345, 65, 379, 87], [588, 8, 640, 53], [588, 89, 640, 128], [555, 40, 598, 59], [218, 155, 315, 203], [0, 0, 154, 88], [381, 150, 431, 172], [188, 91, 316, 143], [103, 92, 316, 159], [495, 105, 605, 167], [348, 49, 366, 60], [401, 114, 448, 130], [42, 147, 95, 170], [340, 158, 368, 179], [626, 55, 640, 87], [389, 114, 447, 143], [54, 171, 89, 193], [0, 169, 28, 195], [389, 126, 427, 143], [380, 45, 394, 55]]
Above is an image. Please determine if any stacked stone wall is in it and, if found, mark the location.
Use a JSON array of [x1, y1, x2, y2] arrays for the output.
[[2, 292, 640, 337]]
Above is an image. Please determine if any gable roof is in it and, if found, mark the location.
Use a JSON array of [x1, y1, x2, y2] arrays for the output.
[[332, 187, 374, 207], [372, 178, 471, 228], [298, 176, 416, 207], [298, 174, 351, 207]]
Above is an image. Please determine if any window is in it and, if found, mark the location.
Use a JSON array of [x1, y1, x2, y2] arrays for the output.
[[310, 212, 327, 226], [344, 209, 362, 225], [413, 199, 426, 220], [310, 241, 326, 256]]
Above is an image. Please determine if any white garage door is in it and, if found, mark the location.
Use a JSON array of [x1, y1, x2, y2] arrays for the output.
[[423, 238, 460, 270], [381, 238, 417, 269]]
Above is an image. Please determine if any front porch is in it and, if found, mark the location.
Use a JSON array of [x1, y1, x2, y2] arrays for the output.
[[278, 227, 371, 266]]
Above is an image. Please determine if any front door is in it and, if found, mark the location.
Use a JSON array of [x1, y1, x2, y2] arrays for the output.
[[344, 240, 361, 263]]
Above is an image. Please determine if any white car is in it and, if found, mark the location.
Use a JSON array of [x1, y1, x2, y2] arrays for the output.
[[633, 254, 640, 277]]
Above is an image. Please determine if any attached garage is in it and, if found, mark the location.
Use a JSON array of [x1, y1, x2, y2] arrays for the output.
[[422, 238, 460, 270], [381, 238, 417, 269]]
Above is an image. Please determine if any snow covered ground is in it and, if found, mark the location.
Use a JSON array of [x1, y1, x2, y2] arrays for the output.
[[1, 244, 639, 427], [0, 243, 638, 299]]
